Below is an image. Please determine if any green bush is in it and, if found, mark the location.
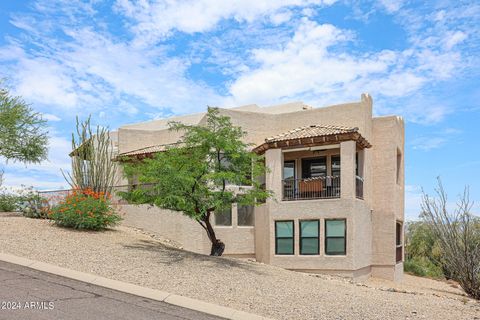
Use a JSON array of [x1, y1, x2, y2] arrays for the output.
[[0, 192, 19, 212], [404, 257, 444, 278], [49, 188, 121, 230]]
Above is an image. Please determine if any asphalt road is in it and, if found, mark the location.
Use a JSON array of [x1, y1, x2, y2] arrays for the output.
[[0, 261, 224, 320]]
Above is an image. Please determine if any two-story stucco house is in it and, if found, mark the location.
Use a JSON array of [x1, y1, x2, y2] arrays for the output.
[[114, 93, 405, 282]]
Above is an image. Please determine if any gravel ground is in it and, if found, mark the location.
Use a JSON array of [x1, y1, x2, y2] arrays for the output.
[[1, 214, 479, 320]]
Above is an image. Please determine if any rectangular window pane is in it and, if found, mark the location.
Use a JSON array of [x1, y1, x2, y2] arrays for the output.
[[326, 220, 345, 237], [276, 238, 294, 254], [238, 204, 254, 226], [276, 221, 293, 237], [300, 221, 318, 237], [214, 206, 232, 226], [300, 220, 319, 255], [331, 155, 341, 177], [326, 238, 345, 255], [284, 161, 295, 180], [301, 238, 319, 255]]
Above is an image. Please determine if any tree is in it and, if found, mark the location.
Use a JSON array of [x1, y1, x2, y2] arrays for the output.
[[421, 178, 480, 300], [404, 221, 445, 278], [121, 108, 271, 256], [0, 84, 48, 165], [62, 116, 118, 194]]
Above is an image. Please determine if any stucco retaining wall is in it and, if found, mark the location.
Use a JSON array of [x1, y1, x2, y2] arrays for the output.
[[119, 204, 255, 256]]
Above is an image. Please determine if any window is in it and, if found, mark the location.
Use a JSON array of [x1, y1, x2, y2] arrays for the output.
[[300, 220, 319, 255], [238, 204, 254, 226], [284, 161, 295, 180], [275, 221, 294, 255], [396, 221, 403, 263], [302, 157, 327, 178], [214, 206, 232, 226], [331, 155, 341, 177], [396, 149, 402, 184], [325, 219, 346, 255], [355, 152, 359, 176]]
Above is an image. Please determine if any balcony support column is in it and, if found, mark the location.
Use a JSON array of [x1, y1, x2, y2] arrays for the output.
[[265, 148, 283, 202], [340, 140, 356, 199]]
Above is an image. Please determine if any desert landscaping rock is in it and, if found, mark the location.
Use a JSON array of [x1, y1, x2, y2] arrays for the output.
[[0, 215, 478, 320]]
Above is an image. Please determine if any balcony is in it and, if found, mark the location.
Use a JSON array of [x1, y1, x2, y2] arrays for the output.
[[283, 176, 340, 200], [283, 175, 364, 201]]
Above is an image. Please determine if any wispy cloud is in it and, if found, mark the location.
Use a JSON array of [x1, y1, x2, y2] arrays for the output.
[[114, 0, 336, 45]]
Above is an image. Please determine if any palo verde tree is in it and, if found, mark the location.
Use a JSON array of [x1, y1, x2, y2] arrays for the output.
[[421, 178, 480, 300], [0, 83, 48, 183], [121, 108, 271, 256], [62, 116, 118, 194]]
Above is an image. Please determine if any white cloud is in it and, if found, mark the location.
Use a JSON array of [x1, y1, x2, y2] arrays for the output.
[[114, 0, 335, 45], [443, 30, 467, 50], [377, 0, 404, 13], [226, 18, 446, 108], [228, 19, 391, 105], [270, 10, 293, 25]]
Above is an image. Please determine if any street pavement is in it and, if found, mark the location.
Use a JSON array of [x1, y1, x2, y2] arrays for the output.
[[0, 261, 224, 320]]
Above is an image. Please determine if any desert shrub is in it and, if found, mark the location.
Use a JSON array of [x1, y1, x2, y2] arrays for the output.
[[15, 186, 50, 218], [421, 179, 480, 300], [404, 257, 444, 278], [49, 188, 121, 230], [404, 221, 447, 278], [0, 192, 19, 212]]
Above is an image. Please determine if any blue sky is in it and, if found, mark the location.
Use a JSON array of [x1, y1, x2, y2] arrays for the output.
[[0, 0, 479, 219]]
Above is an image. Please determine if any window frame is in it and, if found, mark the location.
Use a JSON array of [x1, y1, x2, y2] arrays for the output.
[[325, 219, 347, 256], [275, 220, 295, 255], [299, 220, 320, 255]]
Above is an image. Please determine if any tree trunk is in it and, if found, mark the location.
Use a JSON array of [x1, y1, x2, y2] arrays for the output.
[[204, 211, 225, 256]]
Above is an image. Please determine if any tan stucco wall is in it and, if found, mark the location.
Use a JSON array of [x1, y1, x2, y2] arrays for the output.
[[370, 115, 405, 278], [119, 204, 255, 256]]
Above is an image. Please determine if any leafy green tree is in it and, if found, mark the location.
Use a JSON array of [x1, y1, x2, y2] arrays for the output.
[[0, 84, 48, 165], [121, 108, 271, 256], [404, 221, 445, 278]]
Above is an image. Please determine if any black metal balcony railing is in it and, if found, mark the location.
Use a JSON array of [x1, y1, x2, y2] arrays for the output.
[[356, 175, 364, 199], [283, 176, 340, 201]]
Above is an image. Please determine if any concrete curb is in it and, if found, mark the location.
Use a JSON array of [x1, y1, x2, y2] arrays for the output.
[[0, 252, 272, 320]]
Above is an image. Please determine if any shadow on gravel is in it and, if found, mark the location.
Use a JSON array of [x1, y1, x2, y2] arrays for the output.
[[123, 239, 267, 275]]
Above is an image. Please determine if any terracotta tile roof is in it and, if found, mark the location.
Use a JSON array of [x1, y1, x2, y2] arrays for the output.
[[254, 124, 371, 154], [265, 125, 358, 143], [118, 143, 178, 157]]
